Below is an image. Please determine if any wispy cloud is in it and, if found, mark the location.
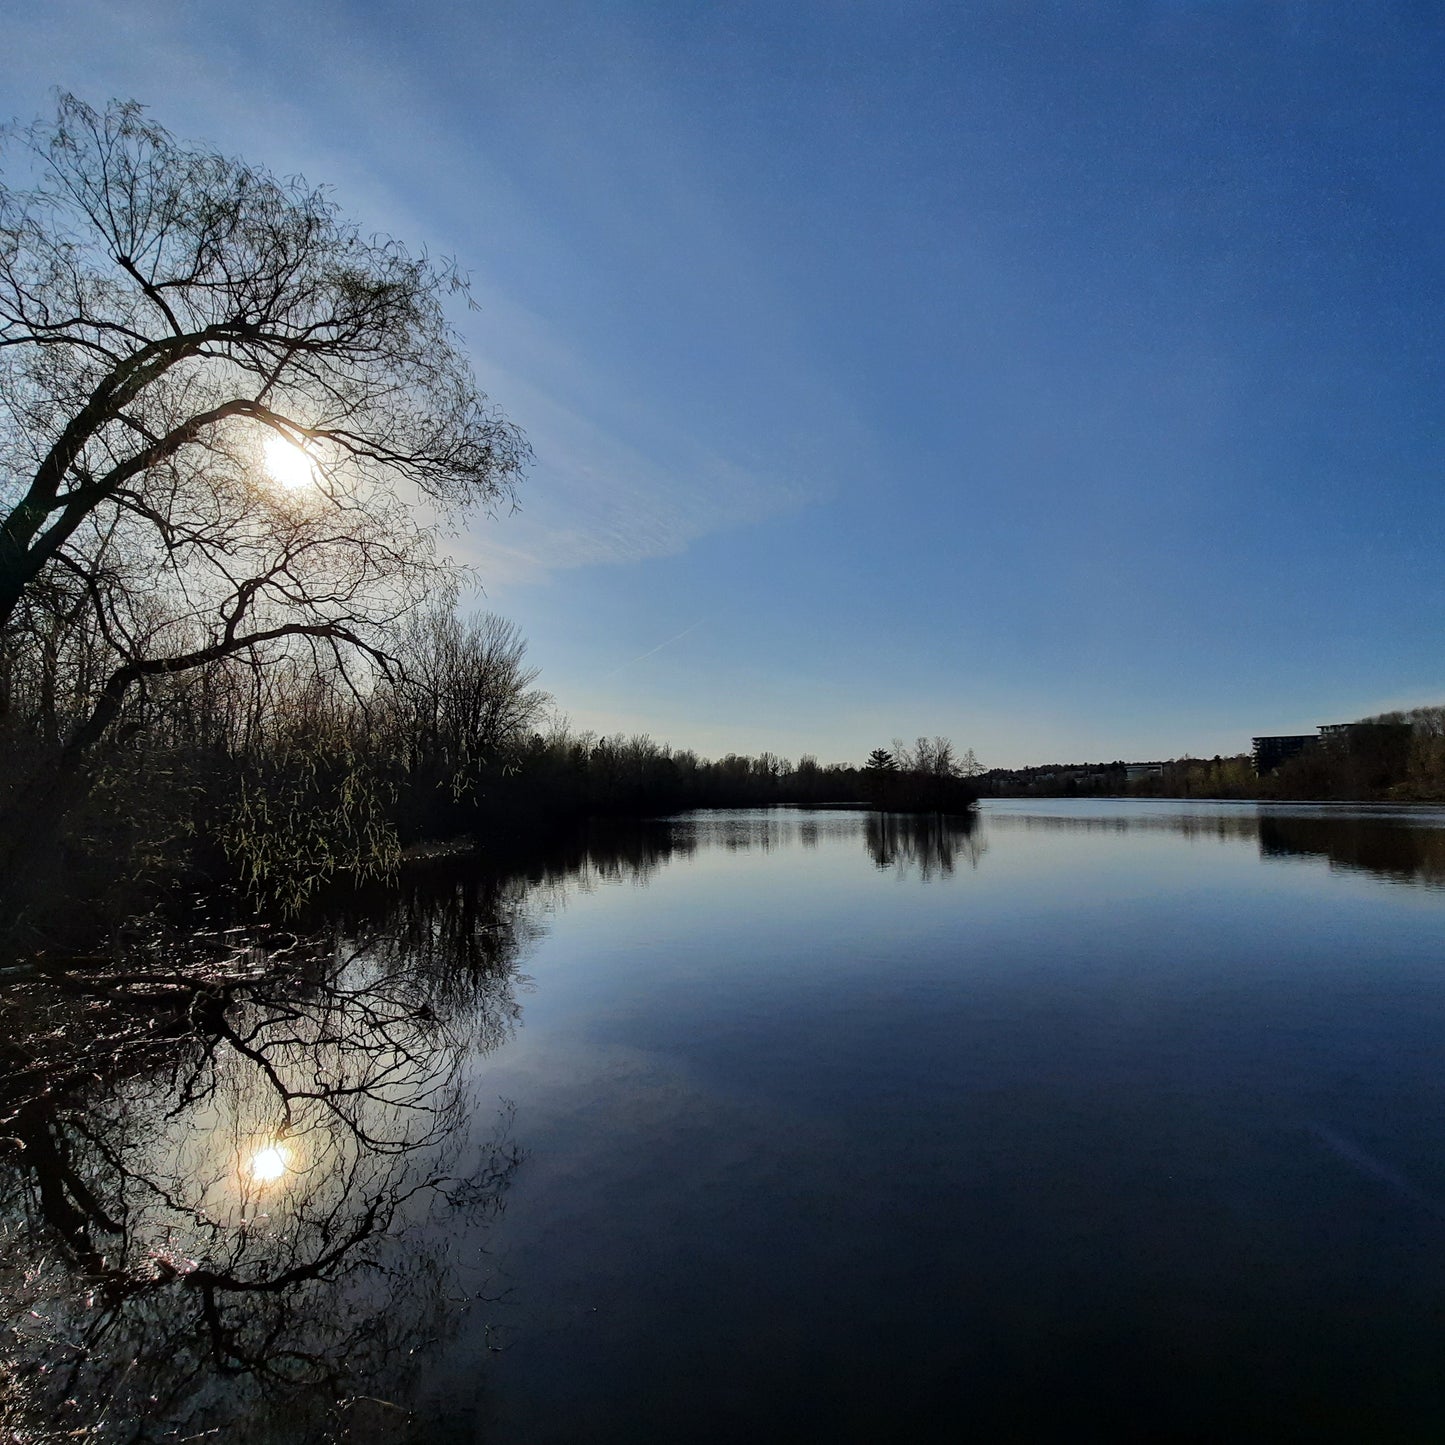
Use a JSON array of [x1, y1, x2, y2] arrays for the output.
[[601, 616, 711, 680], [2, 2, 824, 592], [457, 305, 813, 585]]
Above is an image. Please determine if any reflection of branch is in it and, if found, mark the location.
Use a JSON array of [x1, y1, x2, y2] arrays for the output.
[[0, 907, 523, 1442]]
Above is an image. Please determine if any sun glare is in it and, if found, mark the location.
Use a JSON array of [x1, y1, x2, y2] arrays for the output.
[[263, 434, 316, 491], [249, 1144, 291, 1184]]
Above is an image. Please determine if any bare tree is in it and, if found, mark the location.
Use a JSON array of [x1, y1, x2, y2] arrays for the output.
[[387, 603, 551, 791], [892, 736, 959, 778], [0, 96, 528, 844]]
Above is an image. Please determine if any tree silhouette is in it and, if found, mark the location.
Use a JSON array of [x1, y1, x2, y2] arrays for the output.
[[0, 96, 526, 857]]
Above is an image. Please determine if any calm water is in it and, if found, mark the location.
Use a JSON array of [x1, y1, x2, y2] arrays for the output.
[[8, 800, 1445, 1441]]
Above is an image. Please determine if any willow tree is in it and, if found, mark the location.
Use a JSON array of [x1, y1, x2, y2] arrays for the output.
[[0, 97, 527, 850]]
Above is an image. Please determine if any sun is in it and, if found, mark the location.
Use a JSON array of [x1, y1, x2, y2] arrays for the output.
[[263, 434, 316, 491]]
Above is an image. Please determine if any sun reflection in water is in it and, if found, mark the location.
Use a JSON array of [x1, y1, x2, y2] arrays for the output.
[[248, 1144, 291, 1184]]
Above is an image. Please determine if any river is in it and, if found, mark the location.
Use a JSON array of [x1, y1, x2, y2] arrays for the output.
[[6, 799, 1445, 1440]]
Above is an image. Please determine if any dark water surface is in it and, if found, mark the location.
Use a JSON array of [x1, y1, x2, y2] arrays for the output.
[[448, 801, 1445, 1443], [9, 800, 1445, 1441]]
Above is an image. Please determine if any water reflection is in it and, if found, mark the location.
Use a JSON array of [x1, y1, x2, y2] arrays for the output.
[[247, 1141, 291, 1185], [9, 803, 1445, 1438], [865, 812, 987, 879], [665, 807, 989, 880], [984, 801, 1445, 890], [507, 804, 1445, 894], [0, 896, 533, 1439], [0, 818, 782, 1441], [983, 806, 1264, 845], [654, 802, 1445, 893], [1257, 813, 1445, 887], [670, 808, 855, 854]]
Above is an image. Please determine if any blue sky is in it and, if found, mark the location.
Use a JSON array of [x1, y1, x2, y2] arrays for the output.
[[4, 2, 1443, 766]]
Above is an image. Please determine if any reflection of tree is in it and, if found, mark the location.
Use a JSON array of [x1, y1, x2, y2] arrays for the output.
[[0, 813, 731, 1440], [985, 810, 1263, 845], [0, 805, 1038, 1437], [0, 914, 522, 1442], [1258, 815, 1445, 888], [985, 806, 1445, 891], [864, 812, 987, 881]]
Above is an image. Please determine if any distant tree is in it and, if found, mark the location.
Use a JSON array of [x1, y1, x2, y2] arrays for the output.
[[893, 736, 959, 777], [0, 97, 526, 852], [860, 736, 979, 813], [386, 604, 549, 789]]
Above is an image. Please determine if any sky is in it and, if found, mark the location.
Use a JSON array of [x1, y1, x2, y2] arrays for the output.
[[3, 1, 1443, 767]]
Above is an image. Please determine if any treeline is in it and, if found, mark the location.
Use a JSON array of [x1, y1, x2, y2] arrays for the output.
[[1127, 715, 1444, 801], [988, 710, 1445, 803], [0, 598, 978, 928], [1260, 711, 1445, 801], [982, 762, 1138, 797], [458, 732, 979, 830]]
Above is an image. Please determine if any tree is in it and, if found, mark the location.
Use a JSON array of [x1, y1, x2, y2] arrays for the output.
[[384, 603, 551, 799], [864, 736, 980, 813], [893, 736, 958, 777], [0, 97, 527, 848]]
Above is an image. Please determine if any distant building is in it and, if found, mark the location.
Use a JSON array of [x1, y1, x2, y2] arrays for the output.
[[1316, 723, 1353, 750], [1252, 735, 1315, 775], [1124, 763, 1164, 782], [1253, 722, 1413, 776], [1317, 720, 1409, 749]]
